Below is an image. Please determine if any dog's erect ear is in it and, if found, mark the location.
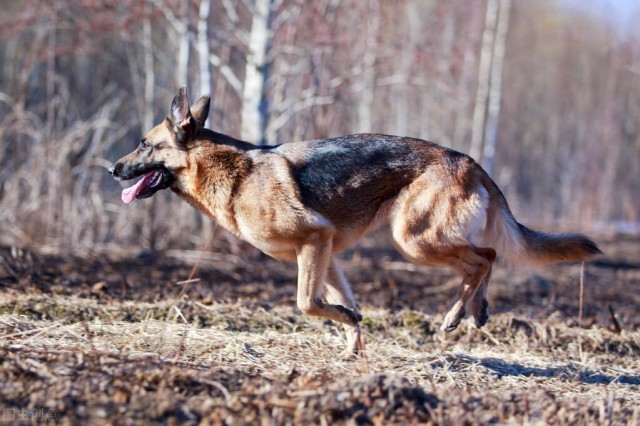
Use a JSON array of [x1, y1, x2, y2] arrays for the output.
[[191, 95, 211, 127], [170, 86, 191, 128]]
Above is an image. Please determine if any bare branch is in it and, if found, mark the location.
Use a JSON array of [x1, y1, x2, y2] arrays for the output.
[[197, 0, 212, 95], [270, 0, 302, 31], [221, 0, 239, 24], [270, 0, 285, 12], [265, 45, 307, 63], [149, 0, 186, 34], [469, 0, 499, 161], [375, 75, 432, 88], [267, 94, 335, 139], [242, 0, 257, 16], [235, 29, 251, 47], [209, 53, 243, 96]]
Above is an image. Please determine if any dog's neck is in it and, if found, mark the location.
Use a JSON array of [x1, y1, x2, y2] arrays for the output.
[[171, 141, 252, 235]]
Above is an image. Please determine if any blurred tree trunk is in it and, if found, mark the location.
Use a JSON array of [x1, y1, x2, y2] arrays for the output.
[[150, 0, 191, 87], [431, 2, 455, 144], [357, 0, 379, 133], [197, 0, 212, 98], [45, 11, 57, 238], [240, 0, 272, 144], [177, 1, 190, 87], [482, 0, 510, 175], [143, 0, 158, 250], [142, 0, 155, 131], [469, 0, 497, 161], [596, 46, 620, 224], [394, 0, 420, 136], [452, 1, 485, 153]]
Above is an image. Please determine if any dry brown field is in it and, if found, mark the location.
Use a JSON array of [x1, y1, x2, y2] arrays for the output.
[[1, 234, 639, 424]]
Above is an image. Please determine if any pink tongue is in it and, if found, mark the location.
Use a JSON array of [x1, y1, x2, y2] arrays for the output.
[[121, 171, 156, 204]]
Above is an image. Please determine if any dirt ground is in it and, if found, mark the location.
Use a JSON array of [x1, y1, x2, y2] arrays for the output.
[[0, 233, 639, 425]]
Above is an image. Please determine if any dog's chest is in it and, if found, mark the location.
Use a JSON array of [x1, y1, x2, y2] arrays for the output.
[[234, 220, 298, 261]]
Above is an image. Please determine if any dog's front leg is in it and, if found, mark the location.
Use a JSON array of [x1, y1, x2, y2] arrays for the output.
[[296, 231, 362, 331], [323, 258, 364, 357]]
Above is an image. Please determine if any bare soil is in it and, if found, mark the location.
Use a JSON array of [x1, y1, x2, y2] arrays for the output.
[[0, 233, 639, 425]]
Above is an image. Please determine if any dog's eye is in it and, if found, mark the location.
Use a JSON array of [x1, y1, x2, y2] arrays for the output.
[[139, 140, 150, 151]]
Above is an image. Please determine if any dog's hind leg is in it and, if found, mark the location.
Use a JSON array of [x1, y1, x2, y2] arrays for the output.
[[323, 258, 363, 356], [295, 231, 362, 329], [469, 247, 496, 328], [440, 246, 494, 332]]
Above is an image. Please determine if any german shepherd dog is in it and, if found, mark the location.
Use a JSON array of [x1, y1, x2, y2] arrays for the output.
[[109, 87, 601, 355]]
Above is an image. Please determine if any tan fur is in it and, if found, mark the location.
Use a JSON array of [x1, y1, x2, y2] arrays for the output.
[[110, 87, 602, 355]]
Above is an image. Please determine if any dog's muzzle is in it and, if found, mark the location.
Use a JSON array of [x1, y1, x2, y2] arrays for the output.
[[109, 163, 123, 180]]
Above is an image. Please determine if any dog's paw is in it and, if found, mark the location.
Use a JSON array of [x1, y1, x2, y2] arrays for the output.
[[335, 304, 363, 325], [472, 299, 489, 328], [440, 308, 465, 332]]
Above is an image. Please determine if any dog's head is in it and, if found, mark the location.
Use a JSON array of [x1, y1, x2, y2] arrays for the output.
[[109, 87, 210, 204]]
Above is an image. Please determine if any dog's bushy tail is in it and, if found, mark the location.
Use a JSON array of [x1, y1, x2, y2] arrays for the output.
[[515, 223, 602, 264], [479, 174, 602, 265]]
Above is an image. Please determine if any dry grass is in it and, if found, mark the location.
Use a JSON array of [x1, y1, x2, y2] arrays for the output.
[[1, 235, 639, 424], [1, 295, 639, 424]]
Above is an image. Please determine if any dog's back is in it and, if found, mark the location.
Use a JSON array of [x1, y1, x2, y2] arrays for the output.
[[273, 134, 461, 228]]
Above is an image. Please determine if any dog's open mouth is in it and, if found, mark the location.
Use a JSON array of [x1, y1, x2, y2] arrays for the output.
[[121, 170, 165, 204]]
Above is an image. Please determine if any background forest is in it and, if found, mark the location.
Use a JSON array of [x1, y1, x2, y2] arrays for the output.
[[0, 0, 639, 254]]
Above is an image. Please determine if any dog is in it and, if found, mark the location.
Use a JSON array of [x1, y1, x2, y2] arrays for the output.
[[109, 87, 601, 355]]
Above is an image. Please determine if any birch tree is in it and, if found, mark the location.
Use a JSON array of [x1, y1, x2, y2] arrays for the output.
[[197, 0, 212, 100], [394, 0, 421, 136], [209, 0, 335, 144], [140, 1, 156, 131], [240, 0, 272, 144], [357, 0, 380, 133], [150, 0, 191, 87], [176, 1, 190, 87], [482, 0, 510, 175], [469, 0, 498, 161], [205, 0, 275, 144]]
